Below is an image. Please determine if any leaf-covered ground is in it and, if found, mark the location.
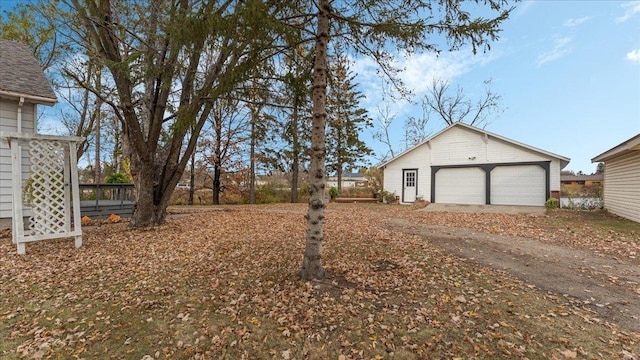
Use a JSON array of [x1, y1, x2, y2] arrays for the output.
[[1, 204, 638, 359]]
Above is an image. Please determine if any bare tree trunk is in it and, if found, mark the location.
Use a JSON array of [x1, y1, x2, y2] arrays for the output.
[[188, 149, 195, 205], [130, 160, 168, 227], [213, 117, 223, 205], [94, 68, 102, 183], [213, 164, 221, 205], [112, 118, 122, 173], [291, 151, 299, 202], [249, 110, 256, 204], [335, 115, 343, 194], [337, 166, 342, 194], [291, 94, 300, 203], [301, 1, 329, 280]]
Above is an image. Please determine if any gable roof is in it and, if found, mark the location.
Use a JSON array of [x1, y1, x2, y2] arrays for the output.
[[591, 133, 640, 163], [0, 39, 57, 104], [378, 122, 570, 169]]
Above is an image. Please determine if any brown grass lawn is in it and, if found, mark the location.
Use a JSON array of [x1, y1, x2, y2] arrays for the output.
[[1, 204, 638, 359]]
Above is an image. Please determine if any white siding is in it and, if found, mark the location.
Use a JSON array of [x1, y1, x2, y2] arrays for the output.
[[382, 143, 431, 203], [430, 126, 487, 165], [0, 100, 35, 219], [487, 135, 551, 164], [603, 151, 640, 223], [549, 159, 561, 192], [382, 124, 566, 205]]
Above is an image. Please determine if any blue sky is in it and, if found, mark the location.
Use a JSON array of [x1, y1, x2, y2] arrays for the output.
[[3, 0, 639, 173], [356, 0, 640, 173]]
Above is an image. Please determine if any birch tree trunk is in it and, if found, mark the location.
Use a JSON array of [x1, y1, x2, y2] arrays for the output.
[[301, 0, 330, 280]]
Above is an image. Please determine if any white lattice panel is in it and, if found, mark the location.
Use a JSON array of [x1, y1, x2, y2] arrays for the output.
[[0, 132, 83, 254], [27, 139, 67, 236]]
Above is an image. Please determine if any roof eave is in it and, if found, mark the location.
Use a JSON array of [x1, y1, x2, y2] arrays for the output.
[[591, 135, 640, 163], [379, 122, 571, 168], [0, 90, 57, 106], [460, 123, 570, 165], [377, 124, 456, 168]]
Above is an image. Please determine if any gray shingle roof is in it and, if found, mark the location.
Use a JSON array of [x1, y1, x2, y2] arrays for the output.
[[560, 174, 604, 182], [0, 39, 56, 103]]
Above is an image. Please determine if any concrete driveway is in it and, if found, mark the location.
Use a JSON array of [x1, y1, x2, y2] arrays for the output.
[[420, 203, 547, 215]]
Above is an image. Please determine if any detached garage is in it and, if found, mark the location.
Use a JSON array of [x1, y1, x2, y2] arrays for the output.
[[591, 134, 640, 223], [379, 123, 570, 206]]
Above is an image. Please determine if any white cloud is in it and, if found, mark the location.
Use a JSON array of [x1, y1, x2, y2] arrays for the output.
[[352, 49, 498, 117], [513, 1, 536, 18], [563, 16, 592, 27], [616, 1, 640, 23], [351, 48, 501, 126], [627, 49, 640, 63], [400, 52, 475, 93], [537, 36, 572, 67]]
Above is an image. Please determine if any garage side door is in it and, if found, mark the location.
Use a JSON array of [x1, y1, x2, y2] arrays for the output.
[[435, 167, 485, 205], [490, 165, 545, 206]]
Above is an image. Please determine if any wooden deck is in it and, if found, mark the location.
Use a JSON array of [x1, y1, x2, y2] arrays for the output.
[[78, 183, 135, 219]]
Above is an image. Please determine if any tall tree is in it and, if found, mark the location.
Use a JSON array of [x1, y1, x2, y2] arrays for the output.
[[57, 63, 101, 162], [326, 48, 372, 193], [422, 78, 503, 128], [245, 77, 275, 204], [403, 99, 432, 149], [199, 96, 250, 205], [62, 0, 288, 227], [301, 0, 513, 280], [372, 102, 398, 162], [271, 44, 313, 203]]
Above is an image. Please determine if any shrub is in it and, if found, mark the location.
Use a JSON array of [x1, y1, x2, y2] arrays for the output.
[[382, 191, 398, 204], [545, 197, 559, 209], [329, 187, 339, 198], [106, 172, 132, 184]]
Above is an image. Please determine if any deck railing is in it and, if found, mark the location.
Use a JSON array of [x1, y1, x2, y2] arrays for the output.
[[78, 183, 135, 218]]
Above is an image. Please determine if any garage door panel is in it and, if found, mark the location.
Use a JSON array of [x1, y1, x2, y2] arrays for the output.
[[490, 166, 545, 206], [435, 168, 485, 205]]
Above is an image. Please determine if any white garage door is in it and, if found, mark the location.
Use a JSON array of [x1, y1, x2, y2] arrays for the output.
[[490, 165, 545, 206], [435, 167, 485, 205]]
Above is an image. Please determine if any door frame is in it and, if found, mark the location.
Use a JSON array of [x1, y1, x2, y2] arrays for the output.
[[402, 168, 418, 203]]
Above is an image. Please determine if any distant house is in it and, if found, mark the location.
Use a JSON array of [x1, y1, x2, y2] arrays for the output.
[[560, 174, 604, 187], [592, 134, 640, 223], [327, 172, 368, 189], [378, 123, 570, 206], [0, 39, 57, 226]]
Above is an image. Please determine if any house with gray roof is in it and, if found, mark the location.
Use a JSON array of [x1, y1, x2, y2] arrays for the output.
[[1, 39, 57, 225]]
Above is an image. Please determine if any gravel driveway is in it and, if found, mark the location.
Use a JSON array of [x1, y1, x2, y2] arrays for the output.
[[389, 218, 640, 332]]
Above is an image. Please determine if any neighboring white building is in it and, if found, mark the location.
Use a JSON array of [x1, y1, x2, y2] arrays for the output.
[[0, 40, 57, 225], [378, 123, 570, 206], [326, 172, 368, 189], [592, 134, 640, 223]]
